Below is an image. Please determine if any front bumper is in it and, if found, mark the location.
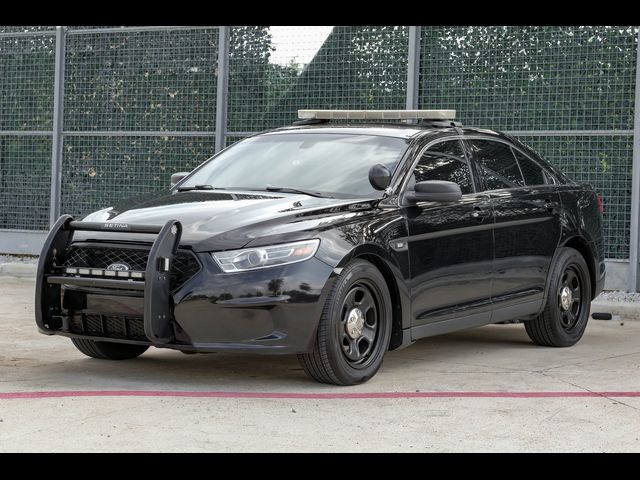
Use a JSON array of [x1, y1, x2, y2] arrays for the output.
[[36, 216, 335, 354]]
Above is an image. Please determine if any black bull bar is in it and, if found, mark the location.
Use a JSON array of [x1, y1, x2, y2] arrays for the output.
[[35, 215, 183, 344]]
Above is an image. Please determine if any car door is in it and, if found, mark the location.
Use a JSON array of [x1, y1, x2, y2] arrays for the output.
[[402, 138, 494, 330], [466, 137, 561, 316]]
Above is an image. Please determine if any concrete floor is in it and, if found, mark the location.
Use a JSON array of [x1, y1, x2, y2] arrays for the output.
[[1, 278, 639, 452]]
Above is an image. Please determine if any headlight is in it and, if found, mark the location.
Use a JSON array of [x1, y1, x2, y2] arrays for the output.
[[212, 239, 320, 273]]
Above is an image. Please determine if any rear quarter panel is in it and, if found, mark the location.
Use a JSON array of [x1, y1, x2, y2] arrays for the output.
[[557, 185, 604, 256], [556, 184, 606, 295]]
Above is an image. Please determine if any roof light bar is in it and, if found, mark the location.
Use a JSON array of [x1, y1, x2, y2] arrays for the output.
[[298, 109, 456, 121]]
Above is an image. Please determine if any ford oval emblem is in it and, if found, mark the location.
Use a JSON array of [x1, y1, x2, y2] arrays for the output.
[[106, 263, 131, 271]]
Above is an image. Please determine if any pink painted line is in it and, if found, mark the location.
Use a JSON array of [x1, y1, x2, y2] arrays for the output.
[[1, 390, 640, 400]]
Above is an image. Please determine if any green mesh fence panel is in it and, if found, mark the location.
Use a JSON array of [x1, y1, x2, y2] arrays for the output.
[[64, 28, 219, 132], [419, 26, 638, 258], [0, 30, 55, 230], [0, 35, 55, 131], [0, 136, 52, 230], [419, 26, 637, 130], [228, 26, 409, 134], [0, 26, 55, 34], [60, 27, 220, 218], [61, 135, 215, 218]]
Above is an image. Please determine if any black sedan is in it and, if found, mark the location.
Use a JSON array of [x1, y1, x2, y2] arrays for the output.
[[35, 110, 605, 385]]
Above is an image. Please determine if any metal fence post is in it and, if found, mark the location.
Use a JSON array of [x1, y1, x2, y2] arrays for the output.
[[215, 26, 230, 152], [49, 26, 66, 227], [406, 26, 421, 110], [629, 27, 640, 292]]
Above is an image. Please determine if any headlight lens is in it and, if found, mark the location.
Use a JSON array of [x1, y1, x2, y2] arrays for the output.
[[212, 239, 320, 272]]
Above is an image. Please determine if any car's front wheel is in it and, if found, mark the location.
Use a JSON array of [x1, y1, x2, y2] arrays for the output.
[[298, 259, 392, 385], [525, 247, 592, 347], [71, 338, 149, 360]]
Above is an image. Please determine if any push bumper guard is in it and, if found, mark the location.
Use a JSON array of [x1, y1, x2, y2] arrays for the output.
[[35, 215, 183, 344]]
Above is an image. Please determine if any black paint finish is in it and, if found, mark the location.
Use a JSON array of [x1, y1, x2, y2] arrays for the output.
[[404, 193, 494, 324], [488, 187, 561, 304], [36, 124, 606, 355]]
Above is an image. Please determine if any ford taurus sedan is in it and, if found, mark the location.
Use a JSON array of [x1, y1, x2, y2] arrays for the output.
[[35, 110, 605, 385]]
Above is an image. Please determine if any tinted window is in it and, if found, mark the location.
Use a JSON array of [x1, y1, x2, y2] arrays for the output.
[[181, 133, 408, 198], [410, 140, 473, 194], [470, 140, 524, 190], [513, 149, 547, 186]]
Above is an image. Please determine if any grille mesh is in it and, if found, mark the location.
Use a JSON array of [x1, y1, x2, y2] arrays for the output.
[[64, 245, 200, 289], [70, 313, 147, 341]]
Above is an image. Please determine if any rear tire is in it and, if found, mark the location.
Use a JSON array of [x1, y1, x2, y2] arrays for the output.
[[71, 338, 149, 360], [298, 259, 392, 385], [525, 247, 591, 347]]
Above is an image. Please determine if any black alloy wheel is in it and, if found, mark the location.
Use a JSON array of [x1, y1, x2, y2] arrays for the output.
[[298, 259, 392, 385], [339, 281, 380, 367], [558, 265, 583, 330]]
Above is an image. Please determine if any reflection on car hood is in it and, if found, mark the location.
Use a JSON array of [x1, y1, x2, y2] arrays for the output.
[[75, 190, 377, 251]]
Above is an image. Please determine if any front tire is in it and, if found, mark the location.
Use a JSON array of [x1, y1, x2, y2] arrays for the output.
[[71, 338, 149, 360], [298, 259, 392, 385], [525, 247, 592, 347]]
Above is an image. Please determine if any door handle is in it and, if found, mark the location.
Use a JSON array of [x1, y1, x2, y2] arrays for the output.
[[544, 199, 559, 213], [472, 206, 489, 222]]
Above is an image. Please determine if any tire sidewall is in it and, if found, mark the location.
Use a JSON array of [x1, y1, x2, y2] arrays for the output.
[[325, 260, 392, 384]]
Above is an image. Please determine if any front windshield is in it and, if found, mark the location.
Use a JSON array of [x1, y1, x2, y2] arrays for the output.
[[180, 133, 409, 198]]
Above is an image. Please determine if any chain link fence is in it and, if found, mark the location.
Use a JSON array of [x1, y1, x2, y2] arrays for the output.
[[0, 26, 638, 275]]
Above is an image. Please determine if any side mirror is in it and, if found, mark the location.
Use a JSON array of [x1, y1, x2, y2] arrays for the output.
[[170, 172, 189, 188], [368, 164, 391, 191], [405, 180, 462, 203]]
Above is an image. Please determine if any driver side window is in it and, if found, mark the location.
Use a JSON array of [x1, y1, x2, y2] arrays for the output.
[[409, 140, 474, 194]]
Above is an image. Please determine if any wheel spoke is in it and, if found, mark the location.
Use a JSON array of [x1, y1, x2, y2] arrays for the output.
[[572, 285, 581, 301], [361, 323, 376, 343], [357, 290, 375, 315], [560, 272, 568, 286], [343, 288, 358, 311], [344, 337, 361, 362]]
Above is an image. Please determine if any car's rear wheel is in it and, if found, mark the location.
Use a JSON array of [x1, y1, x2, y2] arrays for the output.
[[71, 338, 149, 360], [298, 259, 392, 385], [524, 247, 592, 347]]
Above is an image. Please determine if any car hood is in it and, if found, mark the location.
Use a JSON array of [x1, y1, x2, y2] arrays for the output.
[[76, 190, 378, 251]]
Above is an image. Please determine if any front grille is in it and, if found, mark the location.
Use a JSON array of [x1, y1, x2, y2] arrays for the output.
[[70, 313, 148, 341], [66, 247, 148, 271], [64, 245, 200, 290]]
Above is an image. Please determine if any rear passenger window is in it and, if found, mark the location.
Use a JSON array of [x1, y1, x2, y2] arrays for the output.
[[410, 140, 474, 194], [512, 149, 546, 186], [469, 140, 524, 190]]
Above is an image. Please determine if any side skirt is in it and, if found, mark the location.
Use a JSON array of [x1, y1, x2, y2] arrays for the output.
[[409, 299, 543, 341]]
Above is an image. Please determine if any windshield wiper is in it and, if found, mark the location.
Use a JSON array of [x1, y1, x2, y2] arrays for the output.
[[177, 184, 226, 192], [263, 186, 334, 198]]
